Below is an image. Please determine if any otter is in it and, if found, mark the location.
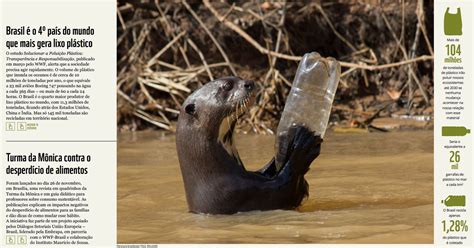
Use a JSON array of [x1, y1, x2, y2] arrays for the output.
[[176, 76, 322, 214]]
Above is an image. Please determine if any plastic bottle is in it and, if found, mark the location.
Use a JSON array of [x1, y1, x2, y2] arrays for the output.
[[442, 126, 471, 136], [275, 52, 340, 170]]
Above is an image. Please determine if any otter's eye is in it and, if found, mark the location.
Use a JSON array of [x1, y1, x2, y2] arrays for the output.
[[185, 103, 196, 115], [222, 81, 233, 91]]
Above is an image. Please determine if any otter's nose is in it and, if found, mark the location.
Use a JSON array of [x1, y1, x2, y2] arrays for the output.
[[243, 80, 255, 92]]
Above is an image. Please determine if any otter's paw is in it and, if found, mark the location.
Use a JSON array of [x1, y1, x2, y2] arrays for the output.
[[286, 126, 323, 173], [257, 157, 278, 178]]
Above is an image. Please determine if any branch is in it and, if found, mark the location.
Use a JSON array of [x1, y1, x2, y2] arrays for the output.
[[182, 0, 237, 76], [203, 0, 433, 72]]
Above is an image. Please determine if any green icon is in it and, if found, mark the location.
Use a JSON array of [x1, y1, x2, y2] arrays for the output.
[[442, 126, 470, 136], [442, 195, 466, 207], [6, 235, 15, 245], [444, 7, 463, 36]]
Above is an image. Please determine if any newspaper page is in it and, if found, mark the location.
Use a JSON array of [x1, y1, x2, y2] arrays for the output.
[[1, 0, 116, 247]]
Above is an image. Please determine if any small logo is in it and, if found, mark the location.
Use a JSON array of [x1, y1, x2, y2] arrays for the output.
[[17, 235, 27, 245], [6, 122, 15, 131], [17, 122, 27, 131], [5, 235, 15, 245]]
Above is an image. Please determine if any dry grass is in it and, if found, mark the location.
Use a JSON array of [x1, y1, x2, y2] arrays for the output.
[[117, 0, 433, 133]]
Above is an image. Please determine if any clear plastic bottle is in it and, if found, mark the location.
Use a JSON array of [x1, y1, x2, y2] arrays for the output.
[[275, 52, 340, 169]]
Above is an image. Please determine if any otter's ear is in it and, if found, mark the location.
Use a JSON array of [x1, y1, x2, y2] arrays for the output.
[[184, 103, 196, 116]]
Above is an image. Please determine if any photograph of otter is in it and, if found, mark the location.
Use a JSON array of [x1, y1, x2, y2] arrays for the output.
[[117, 0, 434, 244]]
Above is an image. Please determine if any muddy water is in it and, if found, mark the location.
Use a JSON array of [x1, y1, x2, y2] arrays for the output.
[[118, 130, 433, 244]]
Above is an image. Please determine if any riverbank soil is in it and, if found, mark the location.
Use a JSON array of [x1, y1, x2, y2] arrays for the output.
[[117, 0, 433, 133]]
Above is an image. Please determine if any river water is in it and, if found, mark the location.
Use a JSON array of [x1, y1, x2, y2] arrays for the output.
[[118, 130, 433, 243]]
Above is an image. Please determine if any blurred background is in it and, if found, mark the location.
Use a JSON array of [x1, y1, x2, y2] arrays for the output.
[[116, 0, 434, 133]]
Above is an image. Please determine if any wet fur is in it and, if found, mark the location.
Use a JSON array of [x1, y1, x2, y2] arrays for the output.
[[176, 77, 322, 214]]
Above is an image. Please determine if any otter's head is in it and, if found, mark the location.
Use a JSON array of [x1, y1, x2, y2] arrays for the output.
[[176, 77, 256, 165], [179, 76, 255, 136]]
